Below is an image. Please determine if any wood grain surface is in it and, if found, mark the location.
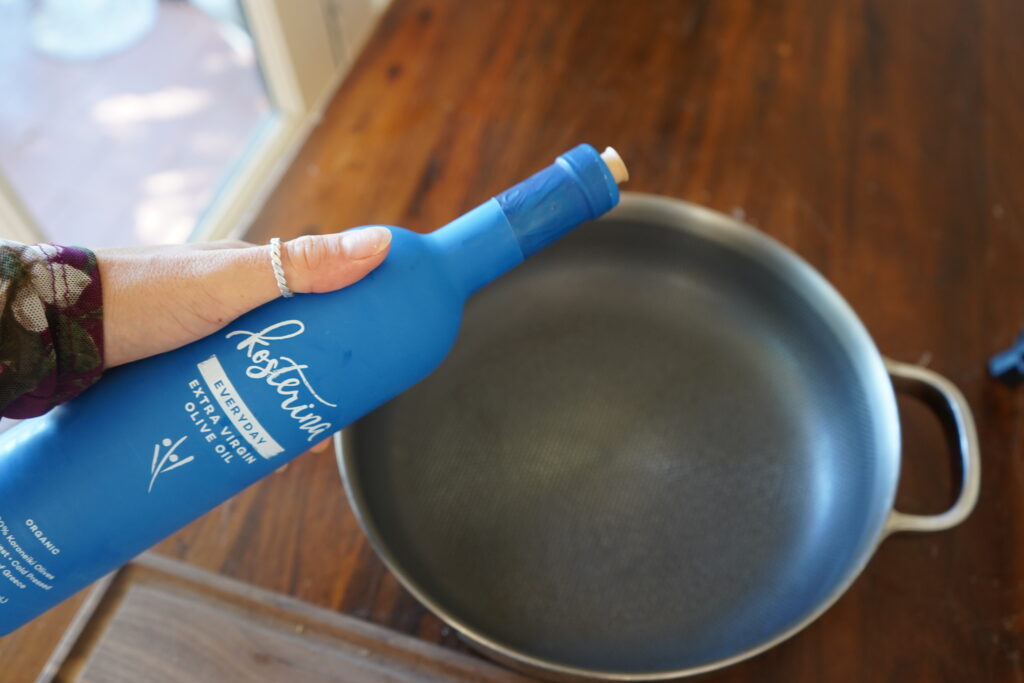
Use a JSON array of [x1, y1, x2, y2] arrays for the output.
[[1, 0, 1022, 681], [38, 553, 527, 683]]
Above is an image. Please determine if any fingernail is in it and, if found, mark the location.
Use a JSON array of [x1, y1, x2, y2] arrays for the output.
[[341, 226, 391, 259]]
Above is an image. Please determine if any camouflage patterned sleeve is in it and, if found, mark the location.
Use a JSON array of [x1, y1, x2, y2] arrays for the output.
[[0, 241, 104, 418]]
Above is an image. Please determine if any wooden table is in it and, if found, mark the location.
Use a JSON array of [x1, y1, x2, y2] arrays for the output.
[[3, 1, 1022, 680]]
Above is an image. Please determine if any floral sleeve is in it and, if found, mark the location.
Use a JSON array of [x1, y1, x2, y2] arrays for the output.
[[0, 241, 104, 419]]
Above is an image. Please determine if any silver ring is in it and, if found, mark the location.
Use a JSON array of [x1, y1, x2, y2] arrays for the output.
[[269, 237, 293, 298]]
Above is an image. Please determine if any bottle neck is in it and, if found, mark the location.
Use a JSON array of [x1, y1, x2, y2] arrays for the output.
[[429, 144, 621, 297], [429, 198, 524, 297], [496, 144, 620, 257]]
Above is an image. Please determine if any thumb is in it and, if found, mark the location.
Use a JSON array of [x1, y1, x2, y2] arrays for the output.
[[278, 226, 392, 294], [207, 226, 392, 319]]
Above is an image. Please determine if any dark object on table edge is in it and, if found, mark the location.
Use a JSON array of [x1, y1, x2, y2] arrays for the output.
[[990, 329, 1024, 385]]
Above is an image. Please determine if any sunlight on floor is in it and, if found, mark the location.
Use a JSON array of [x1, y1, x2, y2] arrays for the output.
[[0, 0, 271, 247], [92, 88, 212, 126]]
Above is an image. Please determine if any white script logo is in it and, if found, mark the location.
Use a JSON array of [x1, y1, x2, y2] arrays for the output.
[[226, 320, 335, 441], [149, 436, 195, 492]]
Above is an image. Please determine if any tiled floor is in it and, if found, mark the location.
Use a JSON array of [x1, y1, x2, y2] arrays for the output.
[[0, 0, 271, 247]]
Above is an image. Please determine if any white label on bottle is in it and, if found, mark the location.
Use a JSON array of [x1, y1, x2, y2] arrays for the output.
[[224, 321, 334, 442], [197, 356, 284, 459]]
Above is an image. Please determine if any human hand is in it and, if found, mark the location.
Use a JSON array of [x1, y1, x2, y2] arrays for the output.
[[95, 227, 392, 453], [96, 227, 391, 367]]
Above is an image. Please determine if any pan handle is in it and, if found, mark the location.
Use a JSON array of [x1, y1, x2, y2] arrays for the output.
[[883, 358, 981, 535]]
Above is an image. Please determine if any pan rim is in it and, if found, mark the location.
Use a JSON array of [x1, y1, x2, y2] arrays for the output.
[[337, 191, 902, 680]]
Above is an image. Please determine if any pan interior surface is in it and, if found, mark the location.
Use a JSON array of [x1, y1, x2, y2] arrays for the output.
[[345, 207, 896, 674]]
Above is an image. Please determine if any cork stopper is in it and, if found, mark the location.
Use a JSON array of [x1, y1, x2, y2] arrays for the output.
[[600, 146, 629, 184]]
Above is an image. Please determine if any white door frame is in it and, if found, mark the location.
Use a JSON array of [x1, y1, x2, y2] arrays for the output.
[[190, 0, 384, 243], [0, 173, 45, 243]]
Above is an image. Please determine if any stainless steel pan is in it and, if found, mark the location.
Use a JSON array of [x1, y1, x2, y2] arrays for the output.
[[336, 193, 980, 679]]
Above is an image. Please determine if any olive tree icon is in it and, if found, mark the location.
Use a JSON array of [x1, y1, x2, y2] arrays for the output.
[[149, 436, 195, 493]]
